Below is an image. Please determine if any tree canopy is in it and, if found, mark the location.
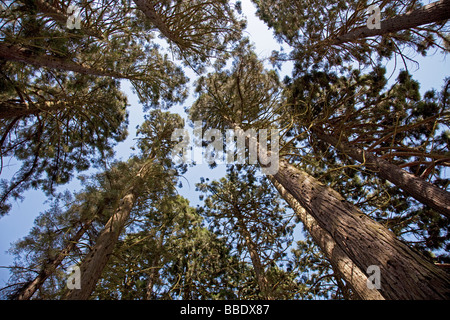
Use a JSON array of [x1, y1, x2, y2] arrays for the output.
[[1, 0, 449, 301]]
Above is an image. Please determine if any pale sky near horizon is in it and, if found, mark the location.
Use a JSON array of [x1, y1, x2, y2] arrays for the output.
[[0, 0, 448, 288]]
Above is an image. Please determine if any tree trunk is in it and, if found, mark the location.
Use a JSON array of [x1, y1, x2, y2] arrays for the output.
[[16, 216, 96, 300], [0, 100, 68, 120], [236, 215, 274, 300], [231, 121, 449, 298], [33, 0, 103, 39], [64, 161, 153, 300], [313, 128, 450, 218], [269, 177, 385, 300], [133, 0, 186, 48], [145, 257, 160, 300], [332, 0, 450, 45], [64, 192, 135, 300], [272, 159, 450, 299], [0, 43, 127, 79]]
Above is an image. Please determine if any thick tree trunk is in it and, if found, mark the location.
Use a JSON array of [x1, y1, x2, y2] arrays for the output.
[[332, 0, 450, 45], [64, 192, 135, 300], [313, 129, 450, 218], [236, 215, 274, 300], [272, 159, 450, 299], [0, 43, 126, 78], [269, 177, 384, 300], [230, 121, 449, 298], [16, 217, 96, 300]]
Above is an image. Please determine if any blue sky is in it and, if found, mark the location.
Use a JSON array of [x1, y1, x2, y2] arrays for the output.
[[0, 1, 449, 288]]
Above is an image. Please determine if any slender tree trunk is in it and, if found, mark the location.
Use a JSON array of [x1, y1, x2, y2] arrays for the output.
[[33, 0, 103, 39], [145, 257, 160, 300], [16, 217, 96, 300], [272, 158, 450, 299], [64, 192, 135, 300], [236, 215, 274, 300], [313, 128, 450, 218], [332, 0, 450, 45], [133, 0, 186, 47], [64, 162, 153, 300], [0, 43, 127, 78], [34, 0, 69, 24], [269, 177, 385, 300], [334, 273, 354, 300], [0, 100, 68, 119]]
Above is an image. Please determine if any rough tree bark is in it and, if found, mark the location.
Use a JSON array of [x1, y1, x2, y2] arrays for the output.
[[231, 121, 449, 299], [269, 177, 385, 300], [271, 159, 450, 299], [313, 129, 450, 218]]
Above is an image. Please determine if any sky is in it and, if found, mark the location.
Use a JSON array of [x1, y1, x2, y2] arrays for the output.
[[0, 0, 291, 288], [0, 0, 449, 289]]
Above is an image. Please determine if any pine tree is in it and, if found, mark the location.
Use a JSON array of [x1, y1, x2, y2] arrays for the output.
[[330, 0, 450, 46], [1, 0, 189, 109], [64, 110, 185, 299], [196, 166, 296, 299], [0, 72, 129, 216], [188, 43, 450, 299], [0, 1, 190, 215], [282, 67, 450, 217], [149, 196, 242, 300], [282, 67, 450, 256], [91, 194, 243, 300], [1, 181, 119, 299], [270, 177, 384, 300], [1, 0, 448, 302], [252, 0, 450, 69], [133, 0, 245, 70]]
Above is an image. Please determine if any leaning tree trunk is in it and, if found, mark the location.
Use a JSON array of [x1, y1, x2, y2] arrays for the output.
[[133, 0, 186, 48], [223, 122, 449, 299], [16, 215, 97, 300], [271, 159, 450, 299], [0, 43, 128, 79], [64, 192, 136, 300], [64, 162, 153, 300], [332, 0, 450, 45], [313, 128, 450, 218], [0, 100, 69, 120], [269, 177, 385, 300], [33, 0, 103, 39]]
